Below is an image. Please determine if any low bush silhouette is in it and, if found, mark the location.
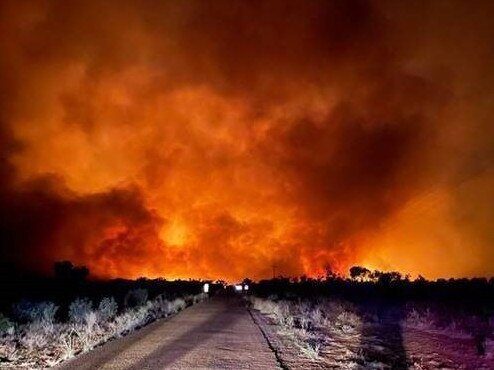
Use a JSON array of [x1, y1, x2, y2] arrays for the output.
[[0, 260, 209, 368]]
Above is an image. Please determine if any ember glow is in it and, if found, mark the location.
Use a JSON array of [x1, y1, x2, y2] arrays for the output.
[[1, 1, 493, 281]]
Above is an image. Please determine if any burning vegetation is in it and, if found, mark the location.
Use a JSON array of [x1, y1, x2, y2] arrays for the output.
[[0, 1, 493, 281]]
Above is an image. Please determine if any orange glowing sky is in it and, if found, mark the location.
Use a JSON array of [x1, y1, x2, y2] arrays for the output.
[[0, 1, 493, 281]]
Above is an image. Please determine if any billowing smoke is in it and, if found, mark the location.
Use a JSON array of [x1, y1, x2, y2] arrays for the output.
[[0, 0, 493, 280]]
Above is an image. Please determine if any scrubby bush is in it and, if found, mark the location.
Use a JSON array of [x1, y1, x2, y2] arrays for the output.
[[334, 311, 361, 333], [183, 294, 194, 307], [251, 297, 279, 315], [149, 294, 188, 319], [309, 307, 324, 328], [250, 296, 321, 359], [1, 290, 207, 368], [193, 293, 203, 304], [0, 338, 18, 362], [403, 307, 436, 330], [169, 298, 186, 313], [0, 313, 14, 336], [112, 311, 137, 336], [272, 301, 294, 327], [97, 297, 118, 322], [124, 289, 148, 308], [84, 311, 99, 333], [296, 334, 322, 360], [19, 329, 49, 353], [13, 300, 58, 324], [69, 298, 93, 324], [111, 303, 152, 336], [148, 294, 167, 318], [297, 301, 313, 330], [250, 296, 364, 361]]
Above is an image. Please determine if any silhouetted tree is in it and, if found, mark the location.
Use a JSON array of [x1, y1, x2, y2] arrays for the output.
[[54, 261, 74, 280], [375, 271, 402, 284], [350, 266, 371, 281], [72, 265, 89, 281], [324, 263, 337, 281], [54, 260, 89, 282]]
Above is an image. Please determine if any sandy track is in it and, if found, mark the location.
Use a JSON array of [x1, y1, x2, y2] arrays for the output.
[[57, 296, 282, 370]]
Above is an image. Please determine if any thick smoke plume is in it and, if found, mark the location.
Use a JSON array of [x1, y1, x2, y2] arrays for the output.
[[0, 0, 493, 280]]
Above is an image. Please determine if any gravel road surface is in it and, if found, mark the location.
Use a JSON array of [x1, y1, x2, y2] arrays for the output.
[[57, 295, 281, 370]]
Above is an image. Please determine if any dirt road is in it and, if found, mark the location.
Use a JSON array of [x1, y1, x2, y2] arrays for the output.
[[57, 296, 281, 370]]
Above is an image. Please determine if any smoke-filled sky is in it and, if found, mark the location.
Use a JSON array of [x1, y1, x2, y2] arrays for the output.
[[1, 0, 493, 281]]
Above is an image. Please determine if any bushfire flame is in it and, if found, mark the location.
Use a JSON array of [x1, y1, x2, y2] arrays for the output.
[[0, 1, 493, 281]]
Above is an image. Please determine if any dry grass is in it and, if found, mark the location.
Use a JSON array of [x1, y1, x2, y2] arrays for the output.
[[249, 296, 341, 360], [0, 292, 207, 368], [251, 295, 494, 368]]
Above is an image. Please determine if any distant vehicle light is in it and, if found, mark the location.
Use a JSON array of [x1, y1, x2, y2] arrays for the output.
[[243, 284, 249, 291], [234, 284, 243, 291], [203, 283, 209, 293]]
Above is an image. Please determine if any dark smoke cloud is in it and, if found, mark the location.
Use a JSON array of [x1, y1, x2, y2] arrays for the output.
[[0, 173, 165, 274]]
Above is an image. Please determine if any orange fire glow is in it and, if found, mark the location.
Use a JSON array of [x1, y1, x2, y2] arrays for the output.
[[0, 1, 493, 281]]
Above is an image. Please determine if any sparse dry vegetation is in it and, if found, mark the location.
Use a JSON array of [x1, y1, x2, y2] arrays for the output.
[[248, 274, 494, 369], [249, 296, 362, 362], [0, 291, 207, 368]]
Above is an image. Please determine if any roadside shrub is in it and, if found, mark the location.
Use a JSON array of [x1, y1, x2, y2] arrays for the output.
[[112, 311, 136, 336], [272, 301, 294, 327], [193, 293, 204, 304], [69, 298, 93, 324], [250, 297, 323, 360], [58, 329, 78, 360], [0, 339, 18, 362], [309, 307, 324, 328], [115, 311, 141, 335], [0, 313, 14, 336], [296, 334, 322, 360], [403, 306, 436, 330], [251, 297, 279, 315], [169, 298, 186, 313], [74, 310, 100, 352], [97, 297, 118, 322], [124, 288, 148, 308], [111, 303, 152, 337], [84, 311, 99, 333], [1, 289, 207, 368], [13, 301, 58, 324], [19, 327, 50, 353], [320, 300, 351, 320], [149, 294, 175, 319], [297, 301, 313, 330], [12, 300, 34, 322], [318, 299, 362, 333], [251, 297, 295, 328], [184, 294, 195, 307], [334, 311, 361, 333]]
